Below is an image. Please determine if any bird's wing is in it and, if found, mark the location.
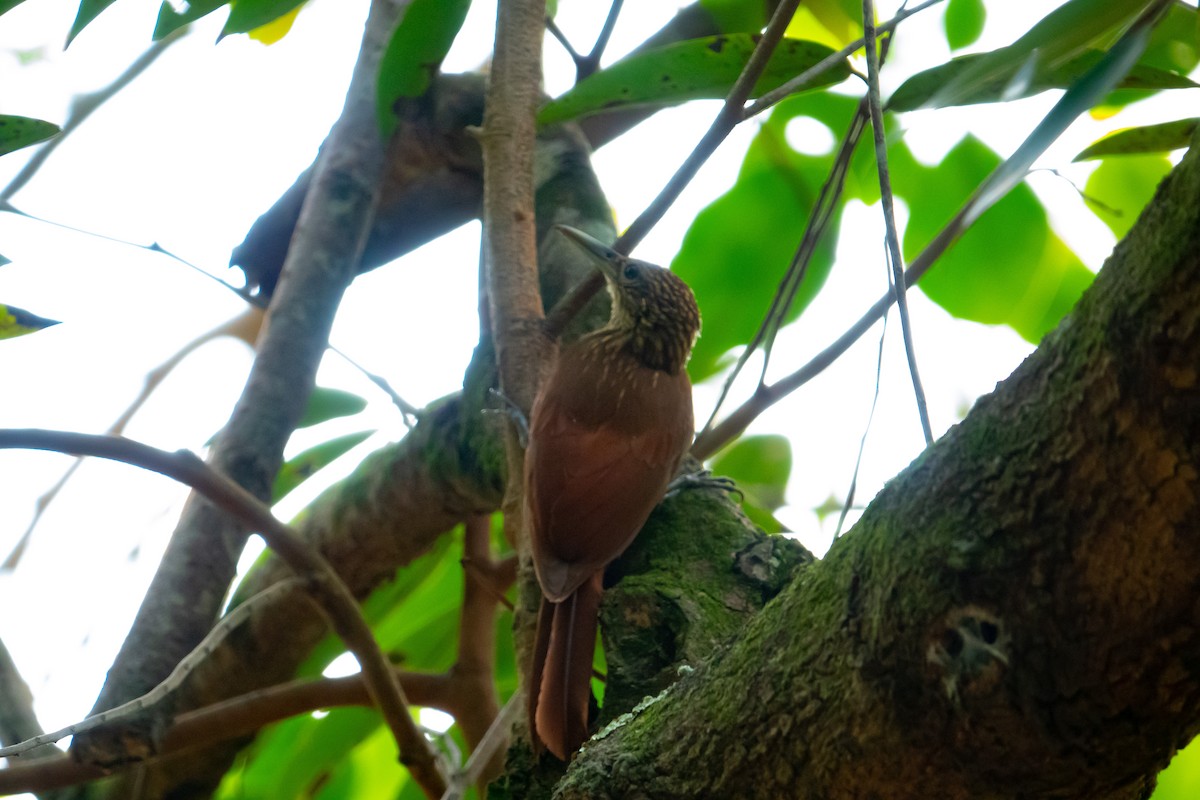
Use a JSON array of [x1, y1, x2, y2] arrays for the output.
[[526, 392, 690, 601]]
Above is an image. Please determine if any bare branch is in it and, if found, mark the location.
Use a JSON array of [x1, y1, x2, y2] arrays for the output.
[[0, 428, 445, 795], [0, 580, 300, 758], [80, 0, 408, 767], [861, 0, 933, 444], [482, 0, 553, 413], [544, 0, 803, 339], [0, 26, 189, 203], [692, 2, 1172, 459], [0, 638, 51, 758]]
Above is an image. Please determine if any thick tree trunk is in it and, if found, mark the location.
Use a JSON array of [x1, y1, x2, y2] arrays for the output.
[[526, 137, 1200, 799]]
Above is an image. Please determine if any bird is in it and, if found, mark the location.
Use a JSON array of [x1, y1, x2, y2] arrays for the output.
[[524, 225, 700, 760]]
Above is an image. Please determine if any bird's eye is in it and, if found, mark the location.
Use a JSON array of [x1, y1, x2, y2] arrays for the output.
[[623, 265, 639, 280]]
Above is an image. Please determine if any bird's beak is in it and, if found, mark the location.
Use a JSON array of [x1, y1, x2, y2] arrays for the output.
[[555, 225, 622, 281]]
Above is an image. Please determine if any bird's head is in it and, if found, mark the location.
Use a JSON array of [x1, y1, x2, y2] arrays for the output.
[[555, 225, 700, 374]]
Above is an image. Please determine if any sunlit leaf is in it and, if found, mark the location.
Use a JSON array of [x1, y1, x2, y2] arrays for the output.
[[675, 93, 858, 381], [711, 434, 792, 533], [894, 136, 1093, 343], [1140, 2, 1200, 76], [295, 534, 458, 675], [1074, 118, 1199, 160], [376, 0, 471, 137], [890, 0, 1148, 110], [889, 49, 1195, 112], [1152, 735, 1200, 800], [155, 0, 227, 39], [214, 707, 384, 800], [1, 304, 60, 340], [786, 0, 861, 50], [297, 386, 368, 428], [313, 724, 407, 800], [248, 4, 299, 44], [0, 115, 59, 157], [943, 0, 985, 50], [273, 431, 374, 503], [1084, 154, 1172, 239], [221, 0, 305, 38], [538, 36, 850, 126], [711, 434, 792, 510]]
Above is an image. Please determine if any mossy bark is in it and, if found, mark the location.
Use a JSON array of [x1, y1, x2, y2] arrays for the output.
[[538, 138, 1200, 800]]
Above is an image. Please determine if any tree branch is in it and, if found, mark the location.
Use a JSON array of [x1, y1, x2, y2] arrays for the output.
[[78, 0, 408, 768], [549, 131, 1200, 800], [691, 3, 1171, 458], [542, 0, 802, 340], [0, 428, 445, 795]]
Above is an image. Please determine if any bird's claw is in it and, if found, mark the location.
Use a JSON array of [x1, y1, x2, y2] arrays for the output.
[[665, 470, 742, 501], [485, 388, 530, 448]]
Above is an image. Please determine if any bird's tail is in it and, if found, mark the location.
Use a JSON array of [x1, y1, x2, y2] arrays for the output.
[[528, 572, 603, 760]]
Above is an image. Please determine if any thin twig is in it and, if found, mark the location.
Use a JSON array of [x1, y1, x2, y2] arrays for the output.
[[742, 0, 944, 120], [0, 26, 190, 202], [0, 580, 301, 758], [0, 428, 446, 796], [448, 515, 504, 787], [698, 98, 869, 441], [0, 638, 50, 757], [579, 0, 624, 80], [692, 0, 1168, 460], [835, 289, 889, 539], [862, 0, 933, 444], [0, 667, 461, 795], [545, 16, 582, 64], [82, 3, 415, 764], [544, 0, 803, 339], [439, 692, 523, 800]]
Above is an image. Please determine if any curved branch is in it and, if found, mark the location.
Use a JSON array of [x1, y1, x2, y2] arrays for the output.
[[80, 0, 410, 765], [552, 130, 1200, 800], [0, 429, 444, 796]]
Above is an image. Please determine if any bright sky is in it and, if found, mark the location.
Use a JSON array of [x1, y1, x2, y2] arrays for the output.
[[0, 0, 1184, 783]]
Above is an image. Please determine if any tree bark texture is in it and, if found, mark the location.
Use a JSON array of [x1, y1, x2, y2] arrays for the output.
[[533, 136, 1200, 799]]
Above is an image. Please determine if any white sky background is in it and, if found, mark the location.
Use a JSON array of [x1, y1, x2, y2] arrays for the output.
[[0, 0, 1186, 777]]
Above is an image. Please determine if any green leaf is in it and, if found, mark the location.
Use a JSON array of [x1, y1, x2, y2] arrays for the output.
[[1074, 118, 1199, 160], [538, 36, 850, 126], [215, 707, 384, 800], [711, 434, 792, 532], [154, 0, 227, 39], [272, 431, 374, 503], [1140, 2, 1200, 77], [894, 135, 1093, 343], [0, 0, 29, 19], [1083, 154, 1173, 239], [699, 0, 769, 34], [889, 49, 1195, 112], [297, 386, 368, 429], [0, 304, 61, 340], [313, 725, 408, 800], [890, 0, 1149, 111], [943, 0, 985, 51], [67, 0, 118, 45], [1152, 734, 1200, 800], [376, 0, 471, 137], [711, 434, 792, 510], [0, 115, 59, 157], [676, 93, 867, 381], [295, 533, 458, 676], [221, 0, 305, 37]]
